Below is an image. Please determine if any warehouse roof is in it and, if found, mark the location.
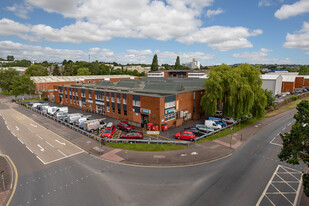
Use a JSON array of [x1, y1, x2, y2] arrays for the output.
[[261, 74, 281, 80], [282, 75, 297, 82], [31, 75, 134, 83]]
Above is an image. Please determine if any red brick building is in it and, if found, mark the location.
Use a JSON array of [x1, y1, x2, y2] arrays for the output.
[[53, 78, 205, 129]]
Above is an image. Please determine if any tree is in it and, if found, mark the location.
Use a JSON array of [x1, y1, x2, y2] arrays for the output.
[[62, 59, 68, 65], [52, 64, 61, 76], [175, 56, 181, 70], [7, 55, 14, 61], [299, 65, 309, 75], [151, 54, 158, 71], [278, 100, 309, 196], [62, 64, 77, 76], [0, 68, 19, 93], [77, 67, 91, 76], [200, 64, 266, 119], [10, 75, 35, 97], [25, 64, 49, 76], [265, 89, 275, 110]]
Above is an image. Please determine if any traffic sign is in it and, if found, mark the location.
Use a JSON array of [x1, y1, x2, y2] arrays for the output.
[[146, 131, 160, 135]]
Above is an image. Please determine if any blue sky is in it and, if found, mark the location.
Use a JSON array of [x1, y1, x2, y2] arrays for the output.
[[0, 0, 309, 65]]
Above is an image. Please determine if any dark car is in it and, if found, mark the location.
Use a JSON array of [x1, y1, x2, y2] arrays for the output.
[[102, 122, 116, 138], [120, 131, 143, 139], [174, 131, 196, 141], [184, 127, 205, 136], [117, 121, 134, 132]]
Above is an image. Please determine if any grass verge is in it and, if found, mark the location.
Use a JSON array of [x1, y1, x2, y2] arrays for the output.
[[106, 142, 188, 151], [266, 97, 309, 117], [197, 118, 262, 143], [19, 98, 44, 102]]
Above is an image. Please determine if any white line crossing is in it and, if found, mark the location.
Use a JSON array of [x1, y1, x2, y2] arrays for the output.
[[37, 144, 45, 152]]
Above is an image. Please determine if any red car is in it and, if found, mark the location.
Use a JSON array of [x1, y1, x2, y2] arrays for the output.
[[120, 131, 143, 139], [117, 121, 134, 132], [174, 131, 196, 141], [102, 122, 116, 138]]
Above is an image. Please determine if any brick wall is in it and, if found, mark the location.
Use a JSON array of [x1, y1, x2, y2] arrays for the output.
[[282, 82, 295, 93], [295, 77, 304, 89]]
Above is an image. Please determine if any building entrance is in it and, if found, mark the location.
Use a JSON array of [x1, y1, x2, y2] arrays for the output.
[[141, 114, 149, 128]]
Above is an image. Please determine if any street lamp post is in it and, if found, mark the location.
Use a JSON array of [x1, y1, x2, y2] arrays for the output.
[[230, 127, 233, 148]]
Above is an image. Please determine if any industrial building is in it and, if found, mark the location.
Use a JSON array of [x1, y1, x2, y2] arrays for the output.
[[261, 74, 283, 96], [31, 75, 138, 99], [147, 70, 208, 78], [53, 78, 205, 129]]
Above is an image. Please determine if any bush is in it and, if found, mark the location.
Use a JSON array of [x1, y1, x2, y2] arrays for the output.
[[42, 97, 48, 101]]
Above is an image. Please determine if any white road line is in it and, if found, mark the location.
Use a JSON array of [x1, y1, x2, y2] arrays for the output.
[[45, 141, 54, 148], [37, 135, 43, 140], [30, 123, 37, 127], [26, 146, 34, 153], [37, 144, 45, 152], [270, 142, 283, 147], [11, 132, 16, 137], [282, 127, 286, 131], [288, 122, 292, 126], [55, 139, 66, 146], [277, 133, 280, 136], [17, 138, 24, 144], [15, 126, 19, 131], [36, 156, 46, 164], [6, 125, 9, 130], [57, 149, 67, 157], [42, 151, 85, 165]]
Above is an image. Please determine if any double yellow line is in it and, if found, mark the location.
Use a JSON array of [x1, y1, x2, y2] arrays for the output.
[[0, 154, 18, 206]]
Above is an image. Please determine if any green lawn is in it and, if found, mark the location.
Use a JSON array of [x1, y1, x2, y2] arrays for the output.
[[19, 98, 45, 102], [106, 142, 188, 151]]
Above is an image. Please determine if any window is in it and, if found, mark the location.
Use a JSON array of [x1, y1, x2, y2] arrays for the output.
[[112, 107, 115, 113], [70, 99, 72, 104], [133, 100, 140, 107], [73, 99, 75, 104], [81, 93, 85, 98], [117, 97, 120, 103], [107, 106, 110, 112], [123, 98, 127, 104], [165, 113, 176, 121], [165, 101, 175, 108], [82, 101, 86, 107], [118, 108, 121, 114], [111, 96, 114, 102], [124, 109, 127, 116], [89, 93, 91, 99], [97, 95, 104, 100]]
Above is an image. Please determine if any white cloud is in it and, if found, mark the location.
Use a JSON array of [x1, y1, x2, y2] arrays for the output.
[[258, 0, 272, 7], [126, 49, 153, 56], [275, 0, 309, 19], [6, 3, 33, 19], [284, 22, 309, 51], [233, 48, 290, 64], [206, 8, 224, 18], [0, 18, 30, 36], [177, 26, 263, 51], [0, 41, 214, 64]]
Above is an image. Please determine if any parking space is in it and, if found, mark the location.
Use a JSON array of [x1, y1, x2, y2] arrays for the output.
[[257, 165, 303, 206]]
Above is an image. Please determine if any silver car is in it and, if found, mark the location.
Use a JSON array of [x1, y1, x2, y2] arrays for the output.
[[196, 124, 215, 133]]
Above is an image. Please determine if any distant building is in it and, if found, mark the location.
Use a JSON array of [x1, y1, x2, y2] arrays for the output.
[[123, 65, 151, 73], [147, 70, 207, 78], [182, 58, 201, 70], [0, 67, 27, 75]]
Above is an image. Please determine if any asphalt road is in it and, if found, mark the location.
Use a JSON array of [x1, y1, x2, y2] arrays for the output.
[[0, 101, 307, 206]]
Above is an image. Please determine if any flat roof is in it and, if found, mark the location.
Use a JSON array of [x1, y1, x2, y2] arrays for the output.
[[31, 75, 134, 83], [282, 75, 297, 82], [261, 74, 281, 80], [60, 78, 205, 97]]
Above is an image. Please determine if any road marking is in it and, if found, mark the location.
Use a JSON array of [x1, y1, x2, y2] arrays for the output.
[[57, 149, 67, 157], [15, 126, 19, 131], [6, 125, 9, 130], [282, 127, 286, 131], [26, 146, 34, 153], [288, 122, 291, 126], [180, 154, 187, 157], [277, 133, 280, 136], [270, 136, 283, 147], [37, 135, 43, 140], [17, 138, 24, 144], [37, 144, 45, 152], [32, 114, 36, 117], [46, 141, 54, 148], [55, 139, 66, 146], [11, 132, 16, 137], [30, 123, 37, 127], [191, 152, 198, 155]]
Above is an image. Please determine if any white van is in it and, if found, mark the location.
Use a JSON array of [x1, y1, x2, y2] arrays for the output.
[[205, 120, 222, 130]]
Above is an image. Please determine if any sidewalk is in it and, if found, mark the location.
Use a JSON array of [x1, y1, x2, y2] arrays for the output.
[[0, 155, 12, 206]]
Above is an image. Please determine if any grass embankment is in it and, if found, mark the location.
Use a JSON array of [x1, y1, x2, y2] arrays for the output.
[[19, 98, 45, 102], [266, 96, 309, 117], [106, 142, 188, 151]]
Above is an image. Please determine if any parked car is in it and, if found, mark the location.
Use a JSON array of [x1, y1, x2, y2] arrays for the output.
[[184, 127, 205, 136], [205, 120, 222, 130], [195, 124, 215, 133], [102, 122, 116, 138], [82, 119, 106, 132], [55, 111, 68, 120], [208, 117, 227, 127], [174, 131, 196, 141], [117, 121, 134, 132], [120, 131, 143, 139], [222, 117, 237, 124]]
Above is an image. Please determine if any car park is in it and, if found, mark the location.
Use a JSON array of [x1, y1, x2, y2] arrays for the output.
[[174, 131, 196, 141], [184, 127, 205, 136], [196, 124, 215, 133], [102, 122, 116, 138], [222, 117, 237, 124], [117, 121, 134, 132], [120, 131, 143, 139]]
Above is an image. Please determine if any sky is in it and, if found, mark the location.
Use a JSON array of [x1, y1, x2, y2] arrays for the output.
[[0, 0, 309, 66]]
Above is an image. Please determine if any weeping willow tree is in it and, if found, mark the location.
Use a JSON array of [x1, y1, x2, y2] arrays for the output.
[[200, 64, 266, 119]]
